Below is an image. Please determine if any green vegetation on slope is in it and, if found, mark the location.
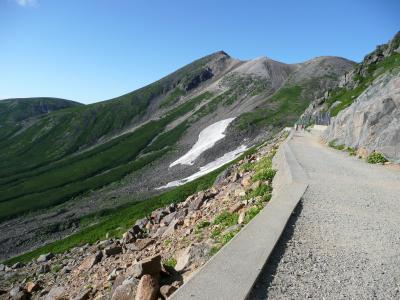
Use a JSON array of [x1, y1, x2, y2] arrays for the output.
[[159, 87, 185, 108], [0, 97, 83, 124], [236, 85, 305, 129], [327, 52, 400, 116], [4, 161, 230, 265], [0, 92, 212, 221], [0, 52, 220, 178]]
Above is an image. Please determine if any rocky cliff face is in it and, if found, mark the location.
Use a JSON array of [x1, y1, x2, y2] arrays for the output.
[[323, 69, 400, 162], [319, 31, 400, 161], [300, 31, 400, 125]]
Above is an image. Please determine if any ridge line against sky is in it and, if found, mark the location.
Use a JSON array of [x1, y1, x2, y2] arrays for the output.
[[1, 0, 399, 104]]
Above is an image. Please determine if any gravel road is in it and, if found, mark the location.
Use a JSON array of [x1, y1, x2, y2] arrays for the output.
[[250, 131, 400, 299]]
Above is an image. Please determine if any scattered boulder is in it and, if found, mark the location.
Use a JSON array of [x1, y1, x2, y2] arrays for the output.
[[12, 262, 24, 269], [97, 239, 112, 250], [174, 208, 188, 219], [0, 264, 5, 271], [188, 193, 205, 212], [135, 274, 159, 300], [26, 281, 41, 293], [104, 245, 123, 257], [45, 286, 67, 300], [234, 187, 246, 197], [112, 282, 137, 300], [229, 202, 244, 214], [135, 218, 149, 230], [214, 167, 232, 186], [175, 243, 211, 272], [160, 284, 178, 298], [131, 255, 161, 278], [241, 175, 252, 189], [238, 211, 246, 224], [161, 212, 177, 226], [250, 180, 261, 191], [151, 209, 168, 224], [37, 264, 50, 274], [37, 253, 55, 263], [162, 218, 183, 238], [72, 288, 91, 300], [78, 251, 103, 271], [9, 285, 29, 300]]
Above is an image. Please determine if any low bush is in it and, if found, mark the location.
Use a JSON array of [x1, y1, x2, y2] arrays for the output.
[[367, 152, 388, 164]]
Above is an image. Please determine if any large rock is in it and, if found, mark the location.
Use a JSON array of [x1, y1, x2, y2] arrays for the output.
[[37, 264, 50, 274], [45, 286, 68, 300], [9, 286, 29, 300], [26, 281, 41, 293], [188, 192, 205, 212], [162, 218, 183, 238], [37, 253, 55, 263], [175, 243, 211, 272], [131, 255, 161, 278], [135, 275, 159, 300], [104, 244, 123, 257], [324, 70, 400, 161], [78, 251, 103, 271], [111, 282, 137, 300]]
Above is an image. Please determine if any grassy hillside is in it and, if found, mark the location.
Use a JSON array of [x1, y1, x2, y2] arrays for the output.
[[0, 91, 213, 221], [0, 53, 222, 179], [4, 159, 234, 265]]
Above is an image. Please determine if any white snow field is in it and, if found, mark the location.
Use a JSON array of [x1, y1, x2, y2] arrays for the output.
[[170, 118, 235, 167], [157, 145, 247, 189]]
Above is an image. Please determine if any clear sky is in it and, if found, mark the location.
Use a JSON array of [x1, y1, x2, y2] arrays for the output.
[[1, 0, 399, 104]]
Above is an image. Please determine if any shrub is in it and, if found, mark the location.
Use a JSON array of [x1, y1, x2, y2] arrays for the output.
[[164, 257, 177, 268], [367, 152, 388, 164], [213, 211, 238, 228], [253, 168, 276, 182], [244, 204, 264, 224], [346, 147, 356, 156]]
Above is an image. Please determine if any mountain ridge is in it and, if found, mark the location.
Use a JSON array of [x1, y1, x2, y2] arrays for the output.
[[0, 49, 354, 260]]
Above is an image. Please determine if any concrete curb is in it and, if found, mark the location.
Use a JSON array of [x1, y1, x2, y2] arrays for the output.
[[170, 131, 308, 300]]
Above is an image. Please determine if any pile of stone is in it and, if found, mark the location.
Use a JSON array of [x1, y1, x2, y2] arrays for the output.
[[0, 133, 285, 300]]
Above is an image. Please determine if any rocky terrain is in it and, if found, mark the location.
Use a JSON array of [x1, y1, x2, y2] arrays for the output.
[[299, 32, 400, 161], [0, 131, 286, 300], [0, 49, 354, 260], [324, 69, 400, 161]]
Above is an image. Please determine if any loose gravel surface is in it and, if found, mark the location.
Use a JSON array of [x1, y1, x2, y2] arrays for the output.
[[250, 131, 400, 299]]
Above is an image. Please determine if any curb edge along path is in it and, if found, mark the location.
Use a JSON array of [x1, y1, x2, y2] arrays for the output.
[[170, 132, 308, 300]]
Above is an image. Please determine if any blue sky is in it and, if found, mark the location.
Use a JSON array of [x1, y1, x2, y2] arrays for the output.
[[1, 0, 399, 104]]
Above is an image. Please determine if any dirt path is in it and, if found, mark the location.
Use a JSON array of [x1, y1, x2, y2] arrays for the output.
[[250, 131, 400, 299]]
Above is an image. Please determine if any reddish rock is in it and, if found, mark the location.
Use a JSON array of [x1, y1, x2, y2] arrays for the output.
[[26, 281, 41, 293], [78, 251, 103, 271], [131, 255, 161, 278], [229, 202, 244, 214], [135, 275, 159, 300]]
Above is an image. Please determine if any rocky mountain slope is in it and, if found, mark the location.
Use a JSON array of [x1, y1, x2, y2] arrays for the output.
[[0, 50, 353, 260], [0, 98, 82, 141], [0, 131, 285, 300], [322, 33, 400, 161], [301, 31, 400, 124]]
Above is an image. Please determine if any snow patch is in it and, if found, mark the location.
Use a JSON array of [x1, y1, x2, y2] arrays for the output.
[[157, 145, 247, 190], [170, 118, 235, 167]]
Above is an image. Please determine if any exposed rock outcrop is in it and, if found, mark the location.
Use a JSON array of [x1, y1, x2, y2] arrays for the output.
[[0, 132, 285, 299], [324, 69, 400, 161]]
